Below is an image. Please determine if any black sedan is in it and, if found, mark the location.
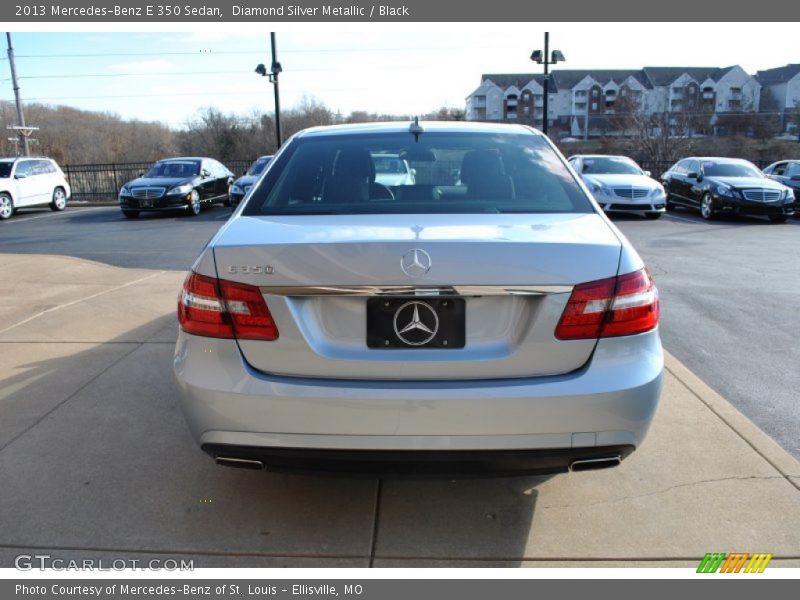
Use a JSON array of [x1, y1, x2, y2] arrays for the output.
[[119, 157, 234, 218], [762, 160, 800, 214], [228, 155, 273, 207], [662, 157, 795, 223]]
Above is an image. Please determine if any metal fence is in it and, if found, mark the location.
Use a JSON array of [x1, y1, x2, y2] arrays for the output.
[[63, 159, 253, 203], [62, 158, 774, 203]]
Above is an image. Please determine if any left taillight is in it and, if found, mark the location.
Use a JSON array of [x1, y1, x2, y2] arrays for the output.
[[178, 272, 279, 341]]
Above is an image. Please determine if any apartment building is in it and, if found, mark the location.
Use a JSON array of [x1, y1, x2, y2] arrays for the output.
[[465, 65, 761, 137], [755, 64, 800, 132]]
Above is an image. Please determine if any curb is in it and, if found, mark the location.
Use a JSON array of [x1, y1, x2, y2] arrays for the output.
[[664, 350, 800, 487]]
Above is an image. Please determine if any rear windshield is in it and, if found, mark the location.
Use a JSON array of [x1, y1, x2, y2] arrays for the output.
[[243, 131, 594, 215], [0, 162, 12, 178]]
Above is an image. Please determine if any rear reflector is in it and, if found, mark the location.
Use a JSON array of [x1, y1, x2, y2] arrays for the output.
[[555, 268, 659, 340], [178, 272, 279, 340]]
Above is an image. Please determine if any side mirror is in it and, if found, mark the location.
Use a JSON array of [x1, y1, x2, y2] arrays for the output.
[[643, 170, 651, 177], [14, 173, 27, 179], [201, 169, 211, 178], [687, 171, 703, 182]]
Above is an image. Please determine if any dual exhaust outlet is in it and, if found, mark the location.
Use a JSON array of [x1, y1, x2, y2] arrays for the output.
[[215, 454, 623, 473]]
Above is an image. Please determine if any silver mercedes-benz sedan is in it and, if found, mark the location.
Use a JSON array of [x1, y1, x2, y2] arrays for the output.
[[174, 121, 663, 477]]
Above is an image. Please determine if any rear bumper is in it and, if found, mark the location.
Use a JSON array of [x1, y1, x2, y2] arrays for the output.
[[174, 329, 663, 465], [201, 444, 635, 478]]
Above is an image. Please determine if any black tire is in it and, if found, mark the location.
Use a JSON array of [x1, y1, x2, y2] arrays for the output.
[[645, 212, 662, 220], [665, 195, 676, 211], [700, 193, 716, 220], [188, 190, 201, 216], [50, 187, 67, 211], [0, 193, 14, 220], [769, 215, 787, 224], [122, 210, 139, 219]]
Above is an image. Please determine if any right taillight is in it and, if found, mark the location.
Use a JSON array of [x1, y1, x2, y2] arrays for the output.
[[178, 272, 279, 341], [555, 268, 659, 340]]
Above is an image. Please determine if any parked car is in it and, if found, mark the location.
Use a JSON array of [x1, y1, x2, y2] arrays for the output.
[[0, 157, 71, 220], [662, 157, 795, 223], [118, 157, 234, 218], [229, 155, 273, 207], [762, 160, 800, 213], [568, 154, 666, 219], [373, 153, 416, 187], [174, 121, 663, 478]]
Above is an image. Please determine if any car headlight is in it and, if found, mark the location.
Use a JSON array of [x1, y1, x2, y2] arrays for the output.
[[119, 186, 132, 196], [715, 184, 736, 197], [783, 188, 795, 200], [650, 185, 666, 198], [587, 181, 611, 197], [231, 184, 243, 194], [168, 184, 193, 196]]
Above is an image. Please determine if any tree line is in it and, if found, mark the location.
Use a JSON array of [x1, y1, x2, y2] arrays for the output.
[[0, 97, 465, 166]]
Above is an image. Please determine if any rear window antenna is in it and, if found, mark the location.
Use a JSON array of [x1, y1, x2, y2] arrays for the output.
[[409, 117, 424, 142]]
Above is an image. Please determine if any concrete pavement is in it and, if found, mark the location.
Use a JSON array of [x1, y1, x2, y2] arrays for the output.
[[1, 253, 799, 568]]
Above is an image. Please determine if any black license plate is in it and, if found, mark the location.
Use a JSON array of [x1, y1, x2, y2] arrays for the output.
[[367, 297, 465, 349], [139, 199, 153, 208]]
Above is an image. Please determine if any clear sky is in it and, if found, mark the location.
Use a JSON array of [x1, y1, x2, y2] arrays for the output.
[[2, 24, 798, 129]]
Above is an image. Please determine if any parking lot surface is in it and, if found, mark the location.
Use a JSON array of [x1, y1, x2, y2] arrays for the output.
[[1, 238, 800, 566]]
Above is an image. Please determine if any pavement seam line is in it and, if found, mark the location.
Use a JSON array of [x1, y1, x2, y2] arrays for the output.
[[539, 475, 787, 510], [367, 480, 383, 568], [0, 342, 144, 455], [664, 359, 800, 493], [0, 271, 166, 335]]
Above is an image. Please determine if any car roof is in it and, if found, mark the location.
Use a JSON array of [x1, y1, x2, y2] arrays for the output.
[[156, 157, 207, 162], [685, 157, 753, 162], [295, 120, 542, 138]]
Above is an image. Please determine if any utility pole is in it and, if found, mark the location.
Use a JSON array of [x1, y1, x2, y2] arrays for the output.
[[270, 32, 282, 148], [6, 32, 30, 156]]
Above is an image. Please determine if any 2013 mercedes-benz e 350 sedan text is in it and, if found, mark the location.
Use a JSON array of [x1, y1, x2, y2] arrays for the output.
[[173, 121, 663, 477]]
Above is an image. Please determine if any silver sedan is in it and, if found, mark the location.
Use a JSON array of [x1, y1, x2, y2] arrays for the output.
[[174, 121, 663, 477]]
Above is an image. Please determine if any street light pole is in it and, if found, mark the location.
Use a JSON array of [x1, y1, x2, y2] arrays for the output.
[[542, 32, 549, 136], [530, 32, 565, 138], [270, 32, 282, 149]]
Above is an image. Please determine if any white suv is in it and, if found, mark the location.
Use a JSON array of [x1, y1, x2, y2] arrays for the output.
[[0, 157, 71, 220]]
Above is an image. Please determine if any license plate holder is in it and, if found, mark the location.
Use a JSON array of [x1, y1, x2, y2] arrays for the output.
[[367, 297, 465, 349]]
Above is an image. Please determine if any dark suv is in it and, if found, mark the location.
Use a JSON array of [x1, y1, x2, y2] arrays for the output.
[[119, 157, 234, 218], [662, 157, 795, 223]]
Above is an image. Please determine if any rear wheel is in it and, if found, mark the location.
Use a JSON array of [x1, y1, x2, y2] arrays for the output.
[[50, 187, 67, 211], [0, 193, 14, 220], [769, 215, 787, 224], [700, 193, 716, 220], [122, 210, 139, 219]]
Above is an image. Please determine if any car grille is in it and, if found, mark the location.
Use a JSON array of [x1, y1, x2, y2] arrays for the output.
[[742, 189, 781, 202], [131, 187, 165, 200], [614, 187, 649, 199]]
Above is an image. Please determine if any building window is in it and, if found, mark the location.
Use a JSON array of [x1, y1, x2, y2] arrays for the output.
[[591, 89, 599, 97], [575, 90, 587, 98], [591, 102, 598, 110]]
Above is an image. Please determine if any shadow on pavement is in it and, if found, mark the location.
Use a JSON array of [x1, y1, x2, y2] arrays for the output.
[[0, 313, 544, 567]]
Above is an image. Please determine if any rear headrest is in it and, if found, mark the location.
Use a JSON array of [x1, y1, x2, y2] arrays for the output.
[[460, 150, 506, 185], [333, 148, 375, 181]]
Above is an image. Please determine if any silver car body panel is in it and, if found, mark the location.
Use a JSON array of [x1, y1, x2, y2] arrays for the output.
[[174, 328, 663, 450]]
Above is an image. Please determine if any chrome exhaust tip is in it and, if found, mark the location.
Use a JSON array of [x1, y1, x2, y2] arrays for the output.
[[215, 456, 264, 470], [569, 456, 622, 472]]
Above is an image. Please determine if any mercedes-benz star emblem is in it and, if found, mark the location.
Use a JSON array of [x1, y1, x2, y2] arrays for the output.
[[393, 301, 439, 346], [400, 248, 432, 277]]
